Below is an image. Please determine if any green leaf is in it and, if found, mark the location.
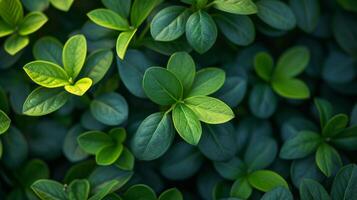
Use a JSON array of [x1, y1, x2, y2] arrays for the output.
[[63, 125, 89, 162], [280, 131, 321, 159], [332, 12, 357, 58], [96, 144, 123, 165], [290, 0, 320, 33], [0, 0, 24, 25], [254, 52, 274, 82], [1, 127, 28, 168], [244, 136, 277, 171], [167, 51, 196, 94], [102, 0, 131, 18], [322, 114, 349, 137], [332, 126, 357, 150], [18, 159, 50, 187], [214, 13, 255, 46], [143, 67, 183, 105], [261, 187, 293, 200], [299, 179, 330, 200], [185, 96, 234, 124], [64, 77, 93, 96], [150, 6, 190, 41], [23, 87, 70, 116], [22, 0, 49, 12], [173, 103, 202, 145], [4, 34, 29, 55], [214, 157, 246, 180], [90, 92, 128, 126], [81, 50, 113, 85], [188, 68, 225, 97], [31, 179, 67, 200], [24, 61, 70, 88], [130, 0, 162, 27], [68, 179, 90, 200], [33, 36, 63, 65], [248, 170, 289, 192], [115, 147, 135, 170], [123, 184, 157, 200], [337, 0, 357, 12], [49, 0, 74, 11], [331, 164, 357, 200], [0, 19, 14, 37], [314, 98, 333, 129], [89, 180, 120, 200], [77, 131, 113, 154], [315, 143, 342, 177], [159, 188, 183, 200], [274, 46, 310, 78], [230, 178, 252, 199], [186, 10, 217, 53], [248, 83, 277, 118], [256, 0, 296, 30], [272, 78, 310, 99], [131, 112, 174, 160], [212, 0, 257, 15], [116, 28, 137, 59], [0, 110, 10, 134], [87, 9, 130, 31], [63, 34, 87, 79], [18, 12, 48, 35]]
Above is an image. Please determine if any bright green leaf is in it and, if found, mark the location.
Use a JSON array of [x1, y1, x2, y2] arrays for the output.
[[254, 52, 274, 82], [63, 34, 87, 79], [18, 12, 48, 35], [130, 0, 162, 27], [316, 143, 342, 177], [322, 114, 349, 138], [77, 131, 113, 154], [274, 46, 310, 78], [230, 178, 253, 199], [116, 28, 137, 60], [272, 78, 310, 99], [212, 0, 257, 15], [188, 68, 225, 97], [248, 170, 289, 192], [4, 34, 29, 55], [96, 144, 123, 165], [64, 77, 93, 96], [0, 0, 24, 25], [31, 179, 67, 200], [0, 110, 11, 134], [87, 8, 130, 31], [49, 0, 74, 11]]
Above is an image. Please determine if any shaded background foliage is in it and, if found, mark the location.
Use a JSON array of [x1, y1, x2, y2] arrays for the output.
[[0, 0, 357, 199]]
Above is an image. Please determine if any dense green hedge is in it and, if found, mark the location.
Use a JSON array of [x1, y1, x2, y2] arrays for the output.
[[0, 0, 357, 199]]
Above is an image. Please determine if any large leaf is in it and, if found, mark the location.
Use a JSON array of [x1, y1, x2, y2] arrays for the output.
[[315, 143, 342, 177], [244, 136, 277, 171], [331, 164, 357, 200], [173, 103, 202, 145], [280, 131, 321, 159], [143, 67, 183, 105], [131, 112, 174, 160], [62, 34, 87, 79], [248, 170, 288, 192], [299, 179, 330, 200], [31, 180, 67, 200], [0, 0, 23, 25], [18, 12, 47, 35], [23, 87, 70, 116], [87, 8, 130, 31], [151, 6, 190, 41], [24, 61, 70, 88], [90, 92, 128, 126], [185, 10, 217, 53], [289, 0, 320, 33], [212, 0, 257, 15], [188, 68, 225, 97], [185, 96, 234, 124]]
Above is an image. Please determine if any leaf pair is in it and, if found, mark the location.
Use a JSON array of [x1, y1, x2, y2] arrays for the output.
[[0, 0, 48, 55], [150, 0, 257, 53], [254, 46, 311, 99], [23, 35, 114, 116], [78, 128, 134, 169], [141, 52, 234, 146], [280, 98, 356, 177], [88, 0, 162, 59]]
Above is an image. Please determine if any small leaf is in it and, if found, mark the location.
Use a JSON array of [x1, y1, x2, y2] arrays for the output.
[[81, 50, 113, 85], [77, 131, 113, 154], [173, 103, 202, 145], [159, 188, 183, 200], [167, 51, 196, 94], [314, 98, 333, 129], [49, 0, 74, 11], [130, 0, 162, 27], [151, 6, 190, 41], [0, 110, 11, 134], [116, 28, 137, 59], [290, 0, 320, 33], [272, 78, 310, 99], [249, 84, 277, 118], [63, 34, 87, 79], [31, 179, 67, 200], [68, 179, 90, 200], [0, 19, 14, 37], [322, 114, 349, 137], [214, 157, 246, 180], [143, 67, 183, 105], [18, 12, 48, 35], [24, 61, 70, 88], [274, 46, 310, 78], [331, 126, 357, 150], [23, 87, 69, 116], [280, 131, 321, 159], [212, 0, 257, 15], [230, 178, 253, 199], [65, 77, 93, 96], [185, 96, 234, 124], [33, 36, 63, 65], [188, 68, 225, 97], [131, 112, 174, 161], [4, 34, 29, 55], [87, 8, 130, 31], [254, 52, 274, 82], [123, 184, 156, 200], [63, 125, 89, 162], [96, 144, 123, 165], [186, 10, 217, 53], [261, 187, 293, 200], [248, 170, 289, 192], [299, 179, 330, 200], [331, 164, 357, 200], [115, 147, 135, 170], [256, 0, 296, 30], [90, 92, 128, 126], [315, 143, 342, 177]]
